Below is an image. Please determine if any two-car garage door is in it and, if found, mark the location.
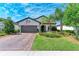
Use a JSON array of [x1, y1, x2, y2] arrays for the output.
[[21, 25, 38, 33]]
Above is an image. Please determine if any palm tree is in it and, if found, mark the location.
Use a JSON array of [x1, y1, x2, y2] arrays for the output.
[[47, 15, 55, 31], [55, 8, 64, 33]]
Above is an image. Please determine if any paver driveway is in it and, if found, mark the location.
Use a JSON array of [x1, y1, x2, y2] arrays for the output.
[[0, 33, 36, 51]]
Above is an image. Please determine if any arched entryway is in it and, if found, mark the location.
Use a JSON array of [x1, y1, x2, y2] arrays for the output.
[[41, 25, 46, 32]]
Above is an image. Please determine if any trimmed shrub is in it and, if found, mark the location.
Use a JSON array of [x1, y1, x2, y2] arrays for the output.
[[14, 29, 20, 33], [39, 32, 62, 38], [63, 30, 75, 35], [51, 26, 57, 31]]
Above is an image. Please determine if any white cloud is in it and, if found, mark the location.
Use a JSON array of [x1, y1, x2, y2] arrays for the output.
[[1, 7, 7, 11], [16, 14, 22, 17], [21, 3, 29, 7], [25, 8, 32, 12]]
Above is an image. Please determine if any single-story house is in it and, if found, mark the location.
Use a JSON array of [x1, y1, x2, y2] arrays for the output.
[[16, 15, 56, 33], [0, 21, 20, 32], [16, 15, 79, 33]]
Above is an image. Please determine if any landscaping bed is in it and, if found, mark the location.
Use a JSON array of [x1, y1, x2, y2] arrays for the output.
[[32, 32, 79, 50], [39, 32, 62, 38]]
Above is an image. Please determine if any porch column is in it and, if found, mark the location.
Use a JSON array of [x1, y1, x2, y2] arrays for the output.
[[46, 25, 49, 32], [39, 24, 41, 32], [19, 25, 21, 34]]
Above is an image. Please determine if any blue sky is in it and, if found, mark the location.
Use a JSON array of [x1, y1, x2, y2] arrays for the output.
[[0, 3, 66, 22]]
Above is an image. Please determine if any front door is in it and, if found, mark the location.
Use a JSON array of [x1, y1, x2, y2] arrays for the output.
[[41, 25, 46, 32]]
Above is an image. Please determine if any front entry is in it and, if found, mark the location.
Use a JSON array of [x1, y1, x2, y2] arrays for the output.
[[41, 25, 46, 32]]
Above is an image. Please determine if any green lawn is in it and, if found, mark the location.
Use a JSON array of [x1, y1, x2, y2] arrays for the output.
[[32, 32, 79, 51]]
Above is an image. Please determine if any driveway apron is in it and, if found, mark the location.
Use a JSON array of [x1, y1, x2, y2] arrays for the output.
[[0, 33, 36, 51]]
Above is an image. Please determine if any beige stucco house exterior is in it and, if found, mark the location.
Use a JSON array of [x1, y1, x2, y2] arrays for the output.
[[16, 15, 55, 33]]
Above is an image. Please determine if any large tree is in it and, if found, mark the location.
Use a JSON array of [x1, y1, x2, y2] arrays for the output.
[[63, 4, 79, 38], [63, 4, 79, 26]]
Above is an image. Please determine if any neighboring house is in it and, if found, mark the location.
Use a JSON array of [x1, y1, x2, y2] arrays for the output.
[[16, 16, 55, 33], [0, 21, 19, 32], [56, 25, 75, 31], [0, 22, 5, 31]]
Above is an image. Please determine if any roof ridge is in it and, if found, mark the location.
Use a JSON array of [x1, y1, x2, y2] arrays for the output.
[[16, 15, 47, 23]]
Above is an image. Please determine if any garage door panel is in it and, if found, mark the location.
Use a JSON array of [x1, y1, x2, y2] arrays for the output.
[[21, 25, 38, 33]]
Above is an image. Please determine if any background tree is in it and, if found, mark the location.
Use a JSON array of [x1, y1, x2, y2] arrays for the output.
[[3, 17, 15, 34], [0, 18, 5, 21]]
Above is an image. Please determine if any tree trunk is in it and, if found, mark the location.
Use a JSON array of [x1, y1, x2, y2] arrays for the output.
[[60, 19, 63, 33], [49, 19, 51, 32], [75, 26, 78, 39], [75, 20, 78, 39]]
